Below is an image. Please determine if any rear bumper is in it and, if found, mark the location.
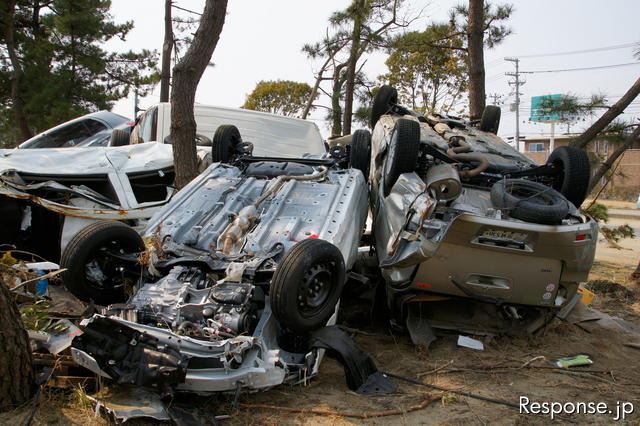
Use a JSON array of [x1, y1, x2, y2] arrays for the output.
[[392, 213, 598, 307]]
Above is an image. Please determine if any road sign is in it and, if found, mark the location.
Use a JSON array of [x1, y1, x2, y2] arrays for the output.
[[530, 94, 565, 122]]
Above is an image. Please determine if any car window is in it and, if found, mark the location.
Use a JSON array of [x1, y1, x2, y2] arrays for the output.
[[49, 121, 96, 147], [75, 131, 111, 147], [138, 107, 158, 143], [20, 121, 95, 148], [83, 119, 108, 136]]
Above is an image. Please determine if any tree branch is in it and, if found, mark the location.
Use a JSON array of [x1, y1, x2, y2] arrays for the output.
[[572, 77, 640, 149]]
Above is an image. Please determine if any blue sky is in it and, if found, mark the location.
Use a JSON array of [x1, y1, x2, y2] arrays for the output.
[[108, 0, 640, 142]]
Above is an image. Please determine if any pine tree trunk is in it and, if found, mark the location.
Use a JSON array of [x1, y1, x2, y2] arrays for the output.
[[631, 259, 640, 283], [0, 278, 35, 412], [573, 77, 640, 150], [159, 0, 173, 103], [342, 0, 365, 135], [4, 0, 33, 142], [588, 124, 640, 193], [467, 0, 486, 120], [171, 0, 228, 189], [331, 67, 344, 138]]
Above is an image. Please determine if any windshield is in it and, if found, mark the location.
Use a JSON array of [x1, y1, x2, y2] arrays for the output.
[[19, 119, 108, 149]]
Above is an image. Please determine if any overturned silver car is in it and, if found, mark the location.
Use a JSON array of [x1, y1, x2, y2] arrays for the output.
[[70, 125, 371, 393], [349, 86, 598, 339]]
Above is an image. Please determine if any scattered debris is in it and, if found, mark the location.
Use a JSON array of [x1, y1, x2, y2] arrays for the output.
[[89, 387, 171, 422], [553, 355, 593, 368], [457, 335, 484, 351], [624, 343, 640, 351]]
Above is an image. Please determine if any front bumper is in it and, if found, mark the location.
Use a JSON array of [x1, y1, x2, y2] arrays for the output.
[[72, 306, 318, 393]]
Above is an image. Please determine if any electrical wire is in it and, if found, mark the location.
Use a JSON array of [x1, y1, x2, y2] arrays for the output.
[[516, 42, 638, 58], [523, 62, 640, 74]]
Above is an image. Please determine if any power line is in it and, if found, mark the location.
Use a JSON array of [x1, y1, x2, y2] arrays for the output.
[[172, 4, 202, 16], [523, 62, 640, 74], [516, 42, 637, 58]]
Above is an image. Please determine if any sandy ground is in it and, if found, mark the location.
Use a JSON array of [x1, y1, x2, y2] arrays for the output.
[[4, 225, 640, 425], [594, 216, 640, 267]]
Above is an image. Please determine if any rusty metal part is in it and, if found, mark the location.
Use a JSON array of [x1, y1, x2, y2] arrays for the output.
[[0, 182, 162, 220], [447, 135, 471, 153], [445, 151, 489, 179]]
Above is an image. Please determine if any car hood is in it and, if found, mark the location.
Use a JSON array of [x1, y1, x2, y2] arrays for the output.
[[0, 142, 177, 176]]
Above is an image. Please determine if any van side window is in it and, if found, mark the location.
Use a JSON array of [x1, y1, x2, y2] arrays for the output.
[[139, 107, 158, 143]]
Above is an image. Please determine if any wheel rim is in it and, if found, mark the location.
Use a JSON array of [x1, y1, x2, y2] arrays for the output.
[[83, 240, 132, 296], [297, 264, 334, 317]]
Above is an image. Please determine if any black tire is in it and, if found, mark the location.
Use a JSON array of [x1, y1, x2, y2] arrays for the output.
[[195, 133, 212, 146], [212, 125, 242, 163], [370, 85, 398, 129], [546, 146, 591, 208], [270, 239, 346, 333], [349, 129, 372, 179], [382, 119, 421, 197], [490, 179, 570, 225], [109, 129, 130, 147], [60, 221, 144, 305], [480, 105, 501, 134]]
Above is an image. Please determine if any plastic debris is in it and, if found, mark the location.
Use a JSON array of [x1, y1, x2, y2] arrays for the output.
[[553, 354, 593, 368], [457, 335, 484, 350]]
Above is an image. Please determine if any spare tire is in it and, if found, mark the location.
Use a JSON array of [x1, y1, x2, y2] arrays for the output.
[[370, 85, 398, 129], [212, 125, 242, 163], [109, 129, 131, 147], [383, 118, 421, 197], [270, 239, 345, 332], [480, 105, 501, 134], [349, 129, 372, 180], [547, 146, 590, 208], [60, 221, 145, 305], [490, 179, 570, 225]]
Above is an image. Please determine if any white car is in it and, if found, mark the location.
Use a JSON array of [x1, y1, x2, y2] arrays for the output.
[[0, 106, 327, 270]]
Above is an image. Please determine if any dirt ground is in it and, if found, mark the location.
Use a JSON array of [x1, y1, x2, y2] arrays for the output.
[[5, 240, 640, 425]]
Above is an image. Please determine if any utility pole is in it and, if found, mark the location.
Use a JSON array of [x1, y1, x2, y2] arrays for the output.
[[160, 0, 173, 103], [134, 87, 140, 118], [505, 57, 525, 152], [488, 93, 503, 105]]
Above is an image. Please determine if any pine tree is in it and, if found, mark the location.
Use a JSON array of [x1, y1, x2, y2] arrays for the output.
[[0, 0, 160, 146]]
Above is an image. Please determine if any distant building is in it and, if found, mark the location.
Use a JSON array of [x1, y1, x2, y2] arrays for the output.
[[522, 134, 640, 198]]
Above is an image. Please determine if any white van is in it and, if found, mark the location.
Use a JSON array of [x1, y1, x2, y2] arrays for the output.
[[132, 103, 326, 158]]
